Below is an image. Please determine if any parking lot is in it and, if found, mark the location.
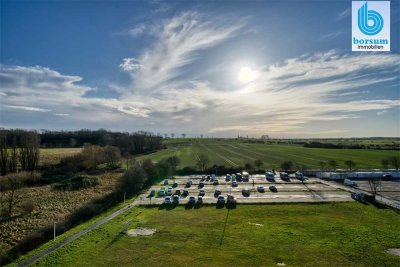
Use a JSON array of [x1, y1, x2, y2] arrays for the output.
[[136, 174, 354, 206], [354, 180, 400, 202]]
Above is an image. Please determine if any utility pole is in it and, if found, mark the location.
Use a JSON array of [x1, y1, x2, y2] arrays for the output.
[[124, 192, 126, 203]]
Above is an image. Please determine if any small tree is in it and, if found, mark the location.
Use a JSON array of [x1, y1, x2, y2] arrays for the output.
[[388, 156, 400, 170], [280, 161, 293, 171], [344, 160, 356, 170], [181, 133, 186, 138], [196, 154, 209, 172], [318, 161, 327, 171], [102, 146, 121, 169], [381, 159, 389, 170], [3, 173, 23, 217], [254, 159, 264, 171], [119, 163, 148, 195], [244, 163, 254, 172], [166, 156, 180, 173], [328, 160, 338, 171]]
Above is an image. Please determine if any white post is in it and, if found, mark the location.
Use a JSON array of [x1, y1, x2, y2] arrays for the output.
[[53, 222, 57, 241]]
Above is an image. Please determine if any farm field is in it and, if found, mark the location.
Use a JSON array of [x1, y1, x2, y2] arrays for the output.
[[23, 202, 400, 267], [139, 139, 400, 169], [40, 148, 82, 165]]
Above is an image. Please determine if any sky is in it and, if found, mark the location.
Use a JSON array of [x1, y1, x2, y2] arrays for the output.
[[0, 0, 399, 138]]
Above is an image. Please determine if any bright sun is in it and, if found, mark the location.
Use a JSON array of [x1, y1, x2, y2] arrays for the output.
[[237, 66, 259, 83]]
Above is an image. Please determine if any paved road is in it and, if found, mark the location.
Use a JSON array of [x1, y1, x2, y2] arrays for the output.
[[18, 202, 137, 267]]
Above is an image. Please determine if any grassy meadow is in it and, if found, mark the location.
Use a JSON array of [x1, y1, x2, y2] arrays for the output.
[[138, 139, 399, 170], [23, 202, 400, 267]]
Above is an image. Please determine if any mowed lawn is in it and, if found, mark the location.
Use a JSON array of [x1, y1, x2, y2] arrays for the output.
[[139, 139, 400, 169], [28, 203, 399, 267]]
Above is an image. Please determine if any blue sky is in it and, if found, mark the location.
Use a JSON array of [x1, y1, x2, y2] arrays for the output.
[[0, 0, 399, 137]]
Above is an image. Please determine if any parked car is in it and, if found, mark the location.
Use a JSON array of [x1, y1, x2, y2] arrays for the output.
[[227, 194, 236, 204], [199, 189, 205, 196], [225, 174, 231, 181], [269, 185, 277, 192], [231, 174, 236, 181], [213, 179, 219, 185], [158, 189, 165, 196], [173, 195, 179, 204], [164, 196, 171, 204], [166, 187, 173, 196], [185, 181, 192, 188], [211, 174, 216, 180], [344, 179, 357, 187], [197, 196, 203, 204], [163, 179, 168, 185], [201, 175, 206, 180], [257, 186, 265, 193], [382, 174, 393, 180], [231, 181, 238, 187], [242, 171, 249, 182], [214, 189, 221, 196], [182, 189, 189, 197], [172, 182, 178, 188], [236, 173, 242, 181], [280, 172, 289, 181], [206, 175, 211, 180], [265, 171, 275, 181], [174, 189, 181, 195], [188, 196, 196, 204], [295, 171, 304, 180], [199, 182, 205, 188], [242, 188, 250, 196], [217, 196, 225, 203]]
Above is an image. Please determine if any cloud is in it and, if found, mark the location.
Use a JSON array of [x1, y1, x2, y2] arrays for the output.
[[54, 113, 70, 116], [3, 105, 51, 112], [120, 12, 244, 92], [377, 110, 388, 116], [119, 58, 142, 71], [337, 8, 351, 20]]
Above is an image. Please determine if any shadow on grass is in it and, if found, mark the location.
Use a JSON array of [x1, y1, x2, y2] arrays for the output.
[[216, 202, 225, 209], [158, 203, 177, 211], [185, 203, 195, 209], [106, 231, 125, 248]]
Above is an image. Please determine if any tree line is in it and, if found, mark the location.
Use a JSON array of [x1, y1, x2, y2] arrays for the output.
[[0, 129, 163, 154]]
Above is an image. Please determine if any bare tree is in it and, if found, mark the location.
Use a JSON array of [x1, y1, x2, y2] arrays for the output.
[[102, 146, 121, 169], [0, 134, 9, 175], [181, 133, 186, 138], [318, 161, 327, 171], [254, 159, 264, 171], [170, 133, 175, 138], [381, 159, 389, 170], [328, 160, 338, 171], [19, 132, 40, 171], [368, 178, 381, 196], [196, 154, 209, 172], [3, 173, 23, 217], [388, 156, 399, 170], [344, 160, 356, 170]]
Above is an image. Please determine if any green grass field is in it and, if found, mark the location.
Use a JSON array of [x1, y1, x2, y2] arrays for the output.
[[27, 203, 400, 267], [139, 139, 399, 169]]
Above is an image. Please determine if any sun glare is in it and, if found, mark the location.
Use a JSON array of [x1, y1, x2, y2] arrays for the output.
[[237, 66, 259, 83]]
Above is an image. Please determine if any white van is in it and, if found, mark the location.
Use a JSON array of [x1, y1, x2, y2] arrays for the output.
[[344, 179, 357, 187]]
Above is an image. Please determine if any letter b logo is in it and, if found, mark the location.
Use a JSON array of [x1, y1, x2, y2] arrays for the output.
[[357, 2, 383, 35]]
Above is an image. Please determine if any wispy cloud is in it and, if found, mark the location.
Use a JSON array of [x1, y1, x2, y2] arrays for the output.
[[337, 8, 351, 20], [3, 105, 51, 112], [120, 12, 244, 92]]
